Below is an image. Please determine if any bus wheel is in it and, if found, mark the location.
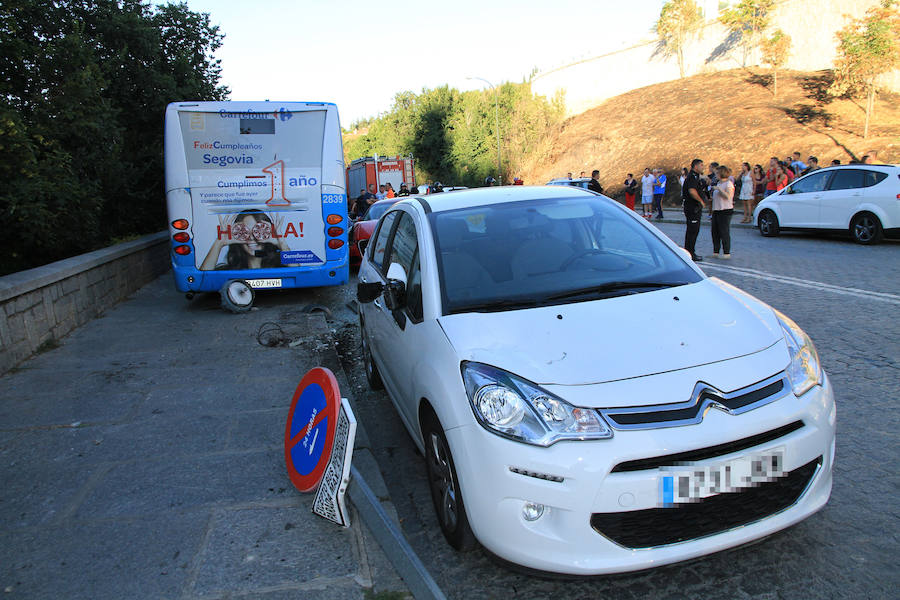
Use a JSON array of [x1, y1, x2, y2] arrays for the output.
[[221, 279, 255, 313]]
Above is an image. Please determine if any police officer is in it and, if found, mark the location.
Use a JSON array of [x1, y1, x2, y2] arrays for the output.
[[587, 169, 604, 194], [682, 158, 707, 262]]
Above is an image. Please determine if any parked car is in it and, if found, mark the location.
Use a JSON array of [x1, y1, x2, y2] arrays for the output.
[[547, 177, 592, 190], [349, 199, 398, 267], [753, 164, 900, 244], [356, 186, 835, 575]]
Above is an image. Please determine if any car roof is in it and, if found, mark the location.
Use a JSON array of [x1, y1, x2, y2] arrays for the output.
[[402, 185, 598, 213]]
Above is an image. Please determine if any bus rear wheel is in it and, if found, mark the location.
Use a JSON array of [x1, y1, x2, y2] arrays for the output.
[[221, 279, 255, 313]]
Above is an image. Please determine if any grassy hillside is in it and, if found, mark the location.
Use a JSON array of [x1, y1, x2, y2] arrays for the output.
[[519, 68, 900, 200]]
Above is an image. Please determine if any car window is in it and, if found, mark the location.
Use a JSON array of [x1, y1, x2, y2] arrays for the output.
[[827, 169, 865, 191], [385, 212, 418, 278], [862, 170, 888, 188], [365, 202, 392, 221], [370, 210, 398, 270], [430, 197, 701, 314], [788, 171, 831, 194], [406, 251, 423, 321]]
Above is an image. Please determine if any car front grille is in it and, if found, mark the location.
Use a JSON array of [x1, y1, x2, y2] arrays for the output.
[[601, 373, 788, 430], [611, 420, 805, 473], [590, 457, 821, 549]]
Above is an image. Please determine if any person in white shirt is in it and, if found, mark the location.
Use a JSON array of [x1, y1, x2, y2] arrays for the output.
[[711, 165, 735, 258], [640, 168, 655, 219]]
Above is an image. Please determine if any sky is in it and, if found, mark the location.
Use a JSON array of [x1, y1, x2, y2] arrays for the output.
[[172, 0, 670, 126]]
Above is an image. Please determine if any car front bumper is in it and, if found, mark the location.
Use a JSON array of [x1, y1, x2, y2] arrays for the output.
[[445, 374, 835, 575]]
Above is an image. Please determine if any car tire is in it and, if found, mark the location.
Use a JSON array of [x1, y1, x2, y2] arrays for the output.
[[360, 315, 383, 390], [759, 210, 780, 237], [220, 279, 255, 313], [421, 408, 477, 552], [850, 212, 883, 245]]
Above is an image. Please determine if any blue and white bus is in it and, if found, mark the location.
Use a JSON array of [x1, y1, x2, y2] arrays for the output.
[[164, 101, 348, 311]]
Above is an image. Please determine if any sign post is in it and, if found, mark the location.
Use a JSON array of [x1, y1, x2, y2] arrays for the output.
[[284, 367, 356, 527]]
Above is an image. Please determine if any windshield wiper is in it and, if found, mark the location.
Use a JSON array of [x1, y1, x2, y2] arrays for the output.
[[543, 281, 689, 301], [450, 298, 543, 313]]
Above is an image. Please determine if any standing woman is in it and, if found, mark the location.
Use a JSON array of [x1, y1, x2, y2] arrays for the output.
[[739, 162, 754, 223], [773, 162, 790, 192], [752, 164, 765, 213], [623, 173, 637, 212], [711, 165, 735, 258]]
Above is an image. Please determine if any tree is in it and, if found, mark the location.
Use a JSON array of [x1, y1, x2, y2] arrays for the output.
[[655, 0, 705, 78], [0, 1, 228, 275], [718, 0, 776, 67], [760, 29, 791, 99], [828, 0, 900, 139]]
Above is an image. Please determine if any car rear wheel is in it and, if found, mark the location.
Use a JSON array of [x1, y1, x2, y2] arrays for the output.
[[360, 315, 383, 390], [422, 408, 477, 551], [759, 210, 780, 237], [850, 212, 883, 245]]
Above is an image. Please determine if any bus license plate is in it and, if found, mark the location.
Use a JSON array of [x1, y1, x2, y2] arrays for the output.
[[247, 278, 282, 289], [659, 447, 785, 506]]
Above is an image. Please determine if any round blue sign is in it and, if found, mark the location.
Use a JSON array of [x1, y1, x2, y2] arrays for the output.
[[284, 368, 340, 492]]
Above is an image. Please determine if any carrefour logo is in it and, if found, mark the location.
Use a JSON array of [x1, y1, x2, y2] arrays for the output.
[[276, 108, 293, 121]]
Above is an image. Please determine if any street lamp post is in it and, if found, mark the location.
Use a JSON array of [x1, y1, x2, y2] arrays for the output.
[[467, 77, 501, 186]]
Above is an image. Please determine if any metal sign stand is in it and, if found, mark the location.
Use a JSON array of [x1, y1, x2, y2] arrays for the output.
[[312, 398, 356, 527]]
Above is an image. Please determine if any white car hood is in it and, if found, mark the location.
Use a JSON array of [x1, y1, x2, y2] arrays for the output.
[[438, 278, 783, 387]]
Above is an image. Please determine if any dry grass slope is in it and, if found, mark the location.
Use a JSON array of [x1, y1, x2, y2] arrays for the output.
[[521, 68, 900, 199]]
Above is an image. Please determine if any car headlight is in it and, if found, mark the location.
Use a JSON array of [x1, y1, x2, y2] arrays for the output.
[[462, 362, 613, 446], [775, 311, 823, 397]]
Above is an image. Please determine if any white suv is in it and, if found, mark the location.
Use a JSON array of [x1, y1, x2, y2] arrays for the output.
[[754, 164, 900, 244]]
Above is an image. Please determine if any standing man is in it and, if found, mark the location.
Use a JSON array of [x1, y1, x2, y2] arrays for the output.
[[567, 172, 573, 180], [587, 169, 604, 194], [652, 168, 667, 220], [801, 157, 820, 175], [682, 158, 706, 262], [375, 184, 386, 200]]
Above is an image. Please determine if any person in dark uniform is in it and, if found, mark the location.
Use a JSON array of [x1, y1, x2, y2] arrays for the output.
[[682, 158, 707, 262], [587, 169, 604, 194]]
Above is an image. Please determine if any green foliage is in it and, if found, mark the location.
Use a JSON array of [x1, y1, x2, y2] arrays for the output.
[[829, 0, 900, 138], [655, 0, 705, 78], [343, 83, 563, 187], [760, 29, 791, 98], [718, 0, 775, 66], [0, 0, 228, 275]]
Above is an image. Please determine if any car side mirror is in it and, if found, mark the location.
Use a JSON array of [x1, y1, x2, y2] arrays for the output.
[[357, 282, 384, 304], [383, 263, 408, 311]]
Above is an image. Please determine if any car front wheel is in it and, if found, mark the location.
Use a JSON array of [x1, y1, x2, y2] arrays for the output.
[[360, 315, 383, 390], [759, 210, 780, 237], [422, 409, 477, 551], [850, 212, 883, 245]]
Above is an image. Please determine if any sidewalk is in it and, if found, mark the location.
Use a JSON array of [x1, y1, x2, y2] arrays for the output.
[[632, 205, 757, 229], [0, 276, 409, 599]]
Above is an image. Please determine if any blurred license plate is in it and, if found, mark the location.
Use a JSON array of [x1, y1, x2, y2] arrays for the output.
[[247, 278, 282, 289], [660, 447, 785, 506]]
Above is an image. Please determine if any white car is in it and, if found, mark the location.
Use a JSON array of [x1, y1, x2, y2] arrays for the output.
[[356, 186, 835, 575], [754, 164, 900, 244], [547, 176, 593, 190]]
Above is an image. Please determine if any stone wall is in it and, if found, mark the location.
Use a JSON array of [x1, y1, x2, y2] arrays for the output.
[[0, 232, 170, 374], [534, 0, 900, 116]]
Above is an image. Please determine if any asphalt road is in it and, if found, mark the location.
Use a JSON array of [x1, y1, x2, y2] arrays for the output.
[[333, 223, 900, 600]]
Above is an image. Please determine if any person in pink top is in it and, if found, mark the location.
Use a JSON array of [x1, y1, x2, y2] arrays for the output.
[[711, 165, 735, 258]]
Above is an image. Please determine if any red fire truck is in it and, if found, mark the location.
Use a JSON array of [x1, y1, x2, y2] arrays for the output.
[[346, 156, 416, 197]]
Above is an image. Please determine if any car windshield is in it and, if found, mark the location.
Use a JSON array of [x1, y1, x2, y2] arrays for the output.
[[364, 202, 392, 221], [430, 197, 702, 314]]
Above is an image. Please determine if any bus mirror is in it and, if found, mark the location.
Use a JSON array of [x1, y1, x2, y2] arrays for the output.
[[357, 282, 384, 304]]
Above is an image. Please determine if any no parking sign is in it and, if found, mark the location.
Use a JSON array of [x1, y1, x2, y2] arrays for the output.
[[284, 367, 356, 527]]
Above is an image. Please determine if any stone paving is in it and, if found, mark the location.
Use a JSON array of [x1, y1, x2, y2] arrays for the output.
[[335, 223, 900, 600], [0, 278, 408, 599]]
